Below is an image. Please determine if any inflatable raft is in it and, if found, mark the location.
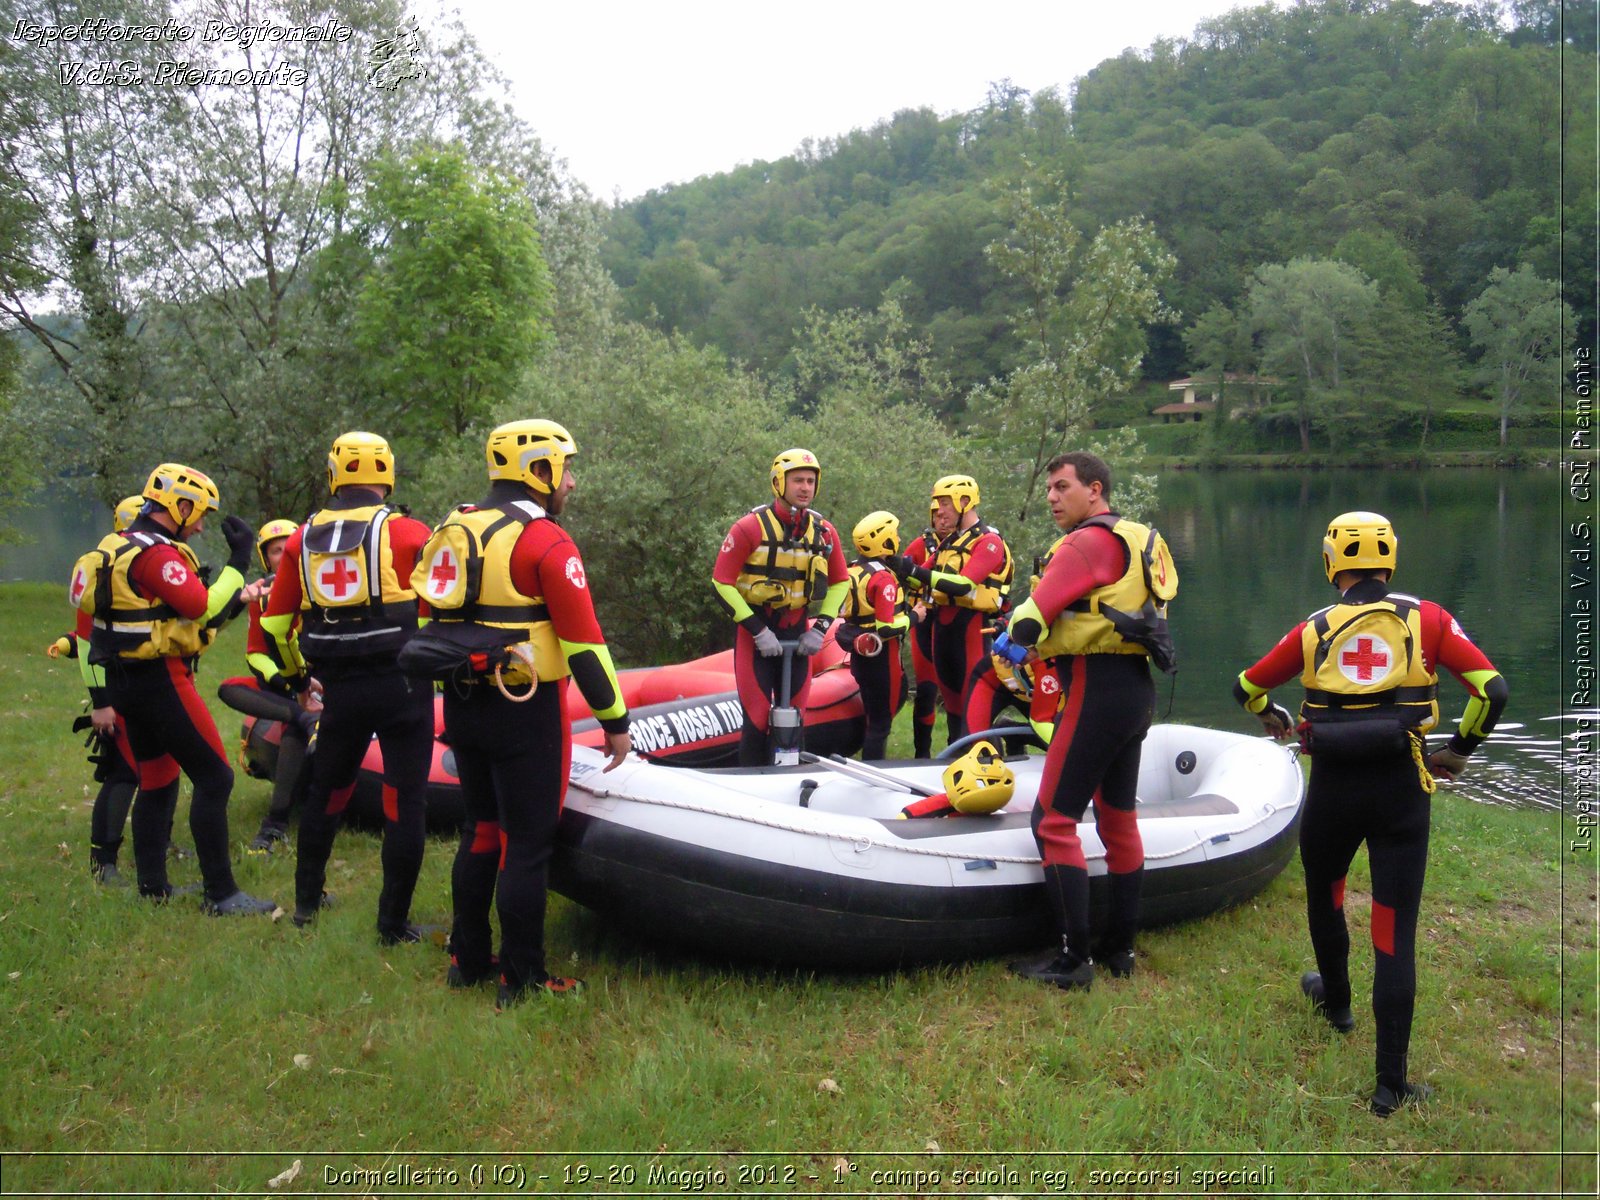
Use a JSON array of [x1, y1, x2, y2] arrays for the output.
[[234, 639, 864, 832], [550, 724, 1304, 969]]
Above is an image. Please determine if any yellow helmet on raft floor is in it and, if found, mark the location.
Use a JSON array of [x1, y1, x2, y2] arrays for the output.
[[943, 740, 1014, 815]]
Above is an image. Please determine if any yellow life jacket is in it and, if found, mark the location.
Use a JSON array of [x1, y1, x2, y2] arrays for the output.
[[733, 505, 834, 611], [931, 522, 1014, 611], [297, 503, 418, 660], [70, 531, 208, 663], [840, 560, 907, 633], [411, 501, 563, 684], [1298, 593, 1439, 732], [992, 653, 1035, 701], [1035, 515, 1177, 671], [1029, 533, 1070, 591]]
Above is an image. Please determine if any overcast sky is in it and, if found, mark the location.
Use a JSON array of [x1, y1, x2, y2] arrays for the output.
[[449, 1, 1259, 202]]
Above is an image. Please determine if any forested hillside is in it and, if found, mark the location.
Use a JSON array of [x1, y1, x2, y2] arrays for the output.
[[2, 0, 1588, 658], [601, 0, 1592, 408]]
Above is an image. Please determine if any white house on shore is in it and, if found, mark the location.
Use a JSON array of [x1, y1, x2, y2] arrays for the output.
[[1155, 373, 1277, 422]]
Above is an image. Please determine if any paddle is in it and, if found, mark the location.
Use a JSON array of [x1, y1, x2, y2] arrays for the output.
[[798, 750, 939, 798]]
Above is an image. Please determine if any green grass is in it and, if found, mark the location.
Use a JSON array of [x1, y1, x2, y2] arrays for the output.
[[0, 584, 1593, 1195]]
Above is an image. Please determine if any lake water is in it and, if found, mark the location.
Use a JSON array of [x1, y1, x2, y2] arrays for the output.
[[1148, 467, 1567, 811], [4, 468, 1571, 809]]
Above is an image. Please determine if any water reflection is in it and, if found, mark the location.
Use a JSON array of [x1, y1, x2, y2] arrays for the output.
[[1149, 468, 1566, 811]]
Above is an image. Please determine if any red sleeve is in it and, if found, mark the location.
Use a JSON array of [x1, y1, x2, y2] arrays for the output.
[[712, 513, 762, 585], [388, 515, 431, 586], [75, 608, 92, 639], [264, 526, 305, 618], [958, 531, 1008, 584], [512, 522, 606, 644], [821, 518, 850, 584], [906, 536, 931, 567], [1242, 624, 1309, 691], [245, 601, 270, 656], [869, 570, 900, 623], [128, 543, 209, 620], [1027, 525, 1128, 623], [1420, 601, 1499, 693]]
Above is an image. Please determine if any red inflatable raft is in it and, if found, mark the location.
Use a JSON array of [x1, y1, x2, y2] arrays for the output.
[[236, 633, 865, 832]]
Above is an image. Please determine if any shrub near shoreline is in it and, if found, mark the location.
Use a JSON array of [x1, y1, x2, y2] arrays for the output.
[[0, 583, 1590, 1196]]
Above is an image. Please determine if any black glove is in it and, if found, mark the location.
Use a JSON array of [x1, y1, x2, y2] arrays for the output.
[[221, 514, 254, 572], [1258, 701, 1295, 741], [886, 554, 914, 579]]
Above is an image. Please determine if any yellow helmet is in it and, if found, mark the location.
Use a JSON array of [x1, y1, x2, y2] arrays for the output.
[[326, 431, 395, 494], [485, 419, 577, 495], [932, 474, 980, 515], [112, 494, 144, 532], [256, 518, 297, 573], [852, 510, 900, 558], [142, 463, 219, 531], [1321, 511, 1398, 584], [770, 448, 821, 500], [942, 739, 1014, 815]]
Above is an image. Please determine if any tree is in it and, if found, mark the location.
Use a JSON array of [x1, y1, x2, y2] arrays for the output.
[[1462, 264, 1571, 447], [1247, 258, 1378, 453], [352, 147, 551, 440], [1183, 303, 1252, 447], [972, 163, 1173, 525], [787, 299, 957, 526], [0, 0, 166, 494], [2, 0, 588, 518]]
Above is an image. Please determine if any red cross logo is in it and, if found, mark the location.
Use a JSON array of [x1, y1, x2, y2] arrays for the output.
[[1340, 636, 1390, 681], [69, 568, 87, 606], [319, 557, 360, 599], [429, 551, 457, 593]]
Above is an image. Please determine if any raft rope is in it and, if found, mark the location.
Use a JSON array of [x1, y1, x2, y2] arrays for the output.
[[567, 773, 1296, 868]]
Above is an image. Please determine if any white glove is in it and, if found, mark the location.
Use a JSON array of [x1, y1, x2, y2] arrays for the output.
[[751, 627, 782, 657], [796, 627, 826, 657], [1427, 745, 1470, 781]]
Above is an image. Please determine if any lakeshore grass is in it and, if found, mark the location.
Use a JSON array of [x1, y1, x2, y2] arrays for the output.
[[0, 583, 1592, 1196]]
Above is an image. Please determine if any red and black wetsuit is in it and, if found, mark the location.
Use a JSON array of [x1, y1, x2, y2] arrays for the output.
[[66, 621, 171, 878], [90, 519, 239, 901], [445, 483, 629, 995], [928, 523, 1010, 746], [839, 561, 907, 761], [1238, 578, 1506, 1096], [903, 531, 940, 758], [712, 500, 849, 765], [216, 596, 351, 835], [1010, 518, 1152, 967], [264, 492, 432, 939], [961, 655, 1059, 755]]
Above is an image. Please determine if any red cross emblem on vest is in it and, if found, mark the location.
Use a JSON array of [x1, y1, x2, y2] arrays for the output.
[[1340, 635, 1390, 681], [319, 557, 360, 599], [428, 550, 457, 595]]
